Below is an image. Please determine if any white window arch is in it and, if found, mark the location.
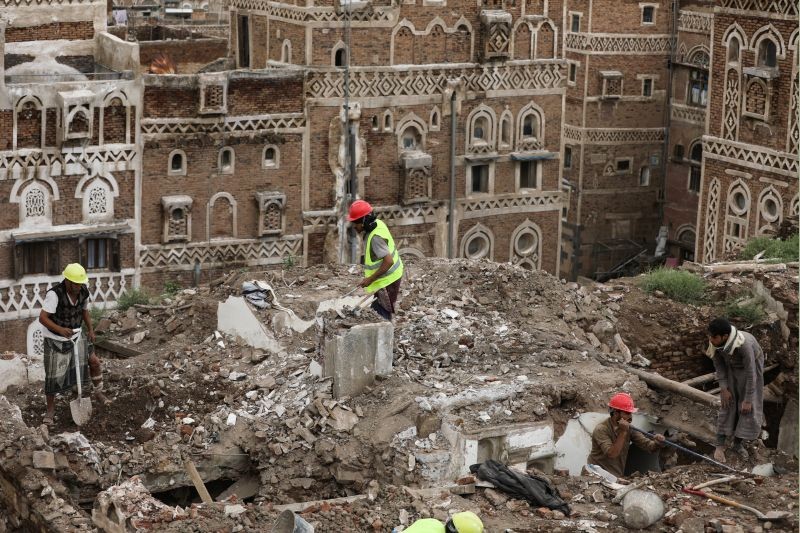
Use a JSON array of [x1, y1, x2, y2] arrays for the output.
[[168, 149, 187, 176], [219, 147, 235, 174], [19, 181, 52, 227], [263, 145, 280, 168], [498, 109, 513, 148], [383, 110, 394, 131], [84, 180, 114, 221], [461, 223, 494, 260], [757, 187, 783, 234], [728, 35, 741, 63], [206, 191, 238, 240], [281, 40, 292, 63], [332, 42, 348, 67], [396, 113, 428, 152], [517, 103, 544, 143], [465, 105, 496, 150], [791, 193, 800, 218], [509, 220, 542, 270], [429, 106, 441, 132], [723, 180, 751, 253]]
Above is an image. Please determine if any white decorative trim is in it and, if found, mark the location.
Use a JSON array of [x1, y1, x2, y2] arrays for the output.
[[281, 39, 293, 63], [228, 0, 399, 27], [27, 320, 44, 358], [678, 10, 712, 34], [719, 0, 796, 17], [466, 105, 497, 152], [756, 186, 783, 234], [206, 192, 238, 240], [0, 147, 138, 181], [703, 136, 798, 178], [429, 106, 441, 132], [703, 178, 720, 262], [218, 147, 235, 174], [749, 24, 786, 58], [0, 270, 135, 321], [560, 125, 665, 145], [498, 108, 513, 149], [141, 114, 306, 139], [262, 145, 281, 169], [13, 95, 44, 151], [722, 68, 742, 141], [305, 62, 565, 100], [516, 101, 545, 150], [390, 17, 474, 66], [396, 113, 428, 152], [460, 191, 564, 219], [565, 32, 672, 54], [75, 173, 119, 223], [671, 102, 707, 125], [139, 237, 302, 272], [723, 179, 751, 254]]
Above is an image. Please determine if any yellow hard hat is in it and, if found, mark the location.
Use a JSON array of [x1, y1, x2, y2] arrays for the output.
[[62, 263, 88, 285], [449, 511, 483, 533]]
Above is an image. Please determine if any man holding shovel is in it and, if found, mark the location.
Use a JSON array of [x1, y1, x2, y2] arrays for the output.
[[347, 200, 404, 320], [706, 317, 765, 463], [38, 263, 109, 425]]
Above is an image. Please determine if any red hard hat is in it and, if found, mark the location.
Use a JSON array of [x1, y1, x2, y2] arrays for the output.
[[347, 200, 373, 222], [608, 392, 638, 413]]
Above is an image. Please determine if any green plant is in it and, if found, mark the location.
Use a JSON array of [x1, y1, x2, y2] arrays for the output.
[[117, 288, 150, 311], [739, 234, 799, 262], [638, 268, 706, 304], [163, 280, 181, 297], [723, 295, 765, 324], [282, 254, 296, 270]]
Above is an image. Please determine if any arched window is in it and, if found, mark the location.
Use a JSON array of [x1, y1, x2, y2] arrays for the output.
[[499, 114, 511, 146], [371, 115, 379, 131], [472, 116, 489, 143], [263, 145, 280, 168], [430, 107, 440, 131], [639, 167, 651, 187], [219, 147, 234, 174], [85, 181, 113, 219], [757, 39, 777, 68], [19, 182, 51, 227], [401, 125, 422, 151], [334, 47, 347, 67], [168, 149, 187, 176], [690, 142, 702, 162], [383, 111, 393, 131], [728, 37, 740, 63], [281, 40, 292, 63], [461, 224, 494, 260]]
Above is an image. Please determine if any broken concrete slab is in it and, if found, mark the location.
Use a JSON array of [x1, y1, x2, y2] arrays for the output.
[[323, 322, 393, 398], [93, 476, 187, 532], [217, 296, 285, 355], [217, 473, 260, 502], [327, 406, 359, 432], [0, 352, 44, 394], [32, 451, 56, 470]]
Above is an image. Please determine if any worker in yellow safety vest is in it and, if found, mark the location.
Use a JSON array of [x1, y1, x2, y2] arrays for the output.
[[400, 511, 484, 533], [348, 200, 404, 320]]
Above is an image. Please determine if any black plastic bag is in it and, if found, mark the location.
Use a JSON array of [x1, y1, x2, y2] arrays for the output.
[[470, 459, 571, 516]]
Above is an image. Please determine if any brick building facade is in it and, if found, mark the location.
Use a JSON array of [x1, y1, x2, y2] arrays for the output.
[[1, 0, 797, 352], [0, 1, 142, 353]]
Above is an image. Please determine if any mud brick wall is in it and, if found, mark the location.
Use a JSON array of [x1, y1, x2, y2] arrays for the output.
[[138, 39, 228, 73], [5, 21, 94, 43]]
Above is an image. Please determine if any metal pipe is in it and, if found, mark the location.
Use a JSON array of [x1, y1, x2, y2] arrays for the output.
[[630, 426, 741, 474], [447, 90, 457, 259]]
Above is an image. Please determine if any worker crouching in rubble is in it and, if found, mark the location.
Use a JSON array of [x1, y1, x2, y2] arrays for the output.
[[706, 317, 765, 463], [587, 392, 665, 478], [348, 200, 404, 320], [38, 263, 110, 425], [400, 511, 484, 533]]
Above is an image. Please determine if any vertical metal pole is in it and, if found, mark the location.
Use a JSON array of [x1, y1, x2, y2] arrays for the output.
[[447, 90, 457, 259]]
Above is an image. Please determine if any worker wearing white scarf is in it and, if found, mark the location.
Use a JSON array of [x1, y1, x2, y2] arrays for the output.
[[706, 318, 765, 464]]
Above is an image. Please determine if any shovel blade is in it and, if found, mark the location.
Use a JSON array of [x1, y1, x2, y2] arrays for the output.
[[70, 397, 93, 426], [762, 511, 792, 522]]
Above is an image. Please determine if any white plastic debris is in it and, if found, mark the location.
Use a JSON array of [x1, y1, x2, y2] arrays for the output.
[[441, 308, 460, 319], [226, 413, 237, 426], [181, 417, 195, 425], [141, 417, 156, 430]]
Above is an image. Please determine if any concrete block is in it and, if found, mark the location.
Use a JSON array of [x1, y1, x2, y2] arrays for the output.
[[0, 353, 45, 394], [217, 296, 284, 355], [323, 322, 393, 399]]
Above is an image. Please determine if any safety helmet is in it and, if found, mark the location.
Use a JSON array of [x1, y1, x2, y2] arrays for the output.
[[608, 392, 637, 413], [62, 263, 88, 285], [445, 511, 484, 533], [347, 199, 373, 222]]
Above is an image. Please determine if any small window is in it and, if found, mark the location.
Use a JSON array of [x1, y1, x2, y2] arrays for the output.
[[571, 14, 580, 32], [639, 167, 650, 186], [85, 238, 108, 270], [430, 109, 440, 130], [500, 116, 511, 146], [689, 167, 701, 193], [642, 6, 654, 24], [564, 146, 572, 169], [170, 153, 183, 172], [642, 78, 653, 97], [616, 159, 631, 173], [281, 40, 292, 63], [470, 164, 489, 193], [472, 116, 489, 143], [687, 70, 708, 107], [219, 147, 234, 174], [384, 113, 393, 131], [569, 63, 577, 83], [690, 142, 702, 162], [522, 114, 538, 138], [21, 242, 50, 276], [728, 37, 740, 63], [757, 39, 777, 68], [519, 161, 538, 189], [465, 232, 490, 259], [673, 144, 685, 160], [334, 47, 347, 67], [263, 145, 279, 168], [372, 116, 379, 130], [401, 126, 421, 151]]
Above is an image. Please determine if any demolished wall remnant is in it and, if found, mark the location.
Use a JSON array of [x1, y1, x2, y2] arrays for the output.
[[322, 321, 393, 398]]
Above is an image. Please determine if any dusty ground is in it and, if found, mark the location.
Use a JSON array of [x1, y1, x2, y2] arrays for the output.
[[0, 258, 797, 532]]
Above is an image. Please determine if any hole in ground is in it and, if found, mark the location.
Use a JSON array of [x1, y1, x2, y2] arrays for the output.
[[151, 478, 241, 507]]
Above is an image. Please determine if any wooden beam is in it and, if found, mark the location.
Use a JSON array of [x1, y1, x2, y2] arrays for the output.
[[94, 339, 142, 359], [627, 368, 721, 407]]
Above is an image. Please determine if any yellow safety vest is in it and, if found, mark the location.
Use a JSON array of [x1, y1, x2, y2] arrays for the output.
[[403, 518, 446, 533], [364, 219, 404, 293]]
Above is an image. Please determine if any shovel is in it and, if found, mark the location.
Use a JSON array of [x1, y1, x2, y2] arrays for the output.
[[68, 330, 92, 426], [682, 487, 792, 521]]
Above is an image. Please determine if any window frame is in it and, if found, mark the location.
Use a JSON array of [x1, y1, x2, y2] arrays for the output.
[[615, 158, 633, 175], [639, 166, 651, 187], [218, 147, 235, 174], [640, 4, 657, 25], [564, 145, 572, 169], [641, 77, 653, 97], [262, 145, 280, 169], [569, 12, 582, 33], [168, 149, 187, 176], [466, 163, 493, 196], [687, 69, 708, 107], [516, 160, 541, 191]]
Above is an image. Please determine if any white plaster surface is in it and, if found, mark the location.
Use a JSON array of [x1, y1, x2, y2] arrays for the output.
[[217, 296, 285, 355], [0, 353, 44, 394], [323, 322, 393, 398]]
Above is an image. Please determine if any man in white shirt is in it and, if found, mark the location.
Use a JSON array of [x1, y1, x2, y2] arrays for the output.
[[39, 263, 107, 425]]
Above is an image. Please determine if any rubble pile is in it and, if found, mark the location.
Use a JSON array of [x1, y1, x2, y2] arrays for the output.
[[0, 258, 797, 532]]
